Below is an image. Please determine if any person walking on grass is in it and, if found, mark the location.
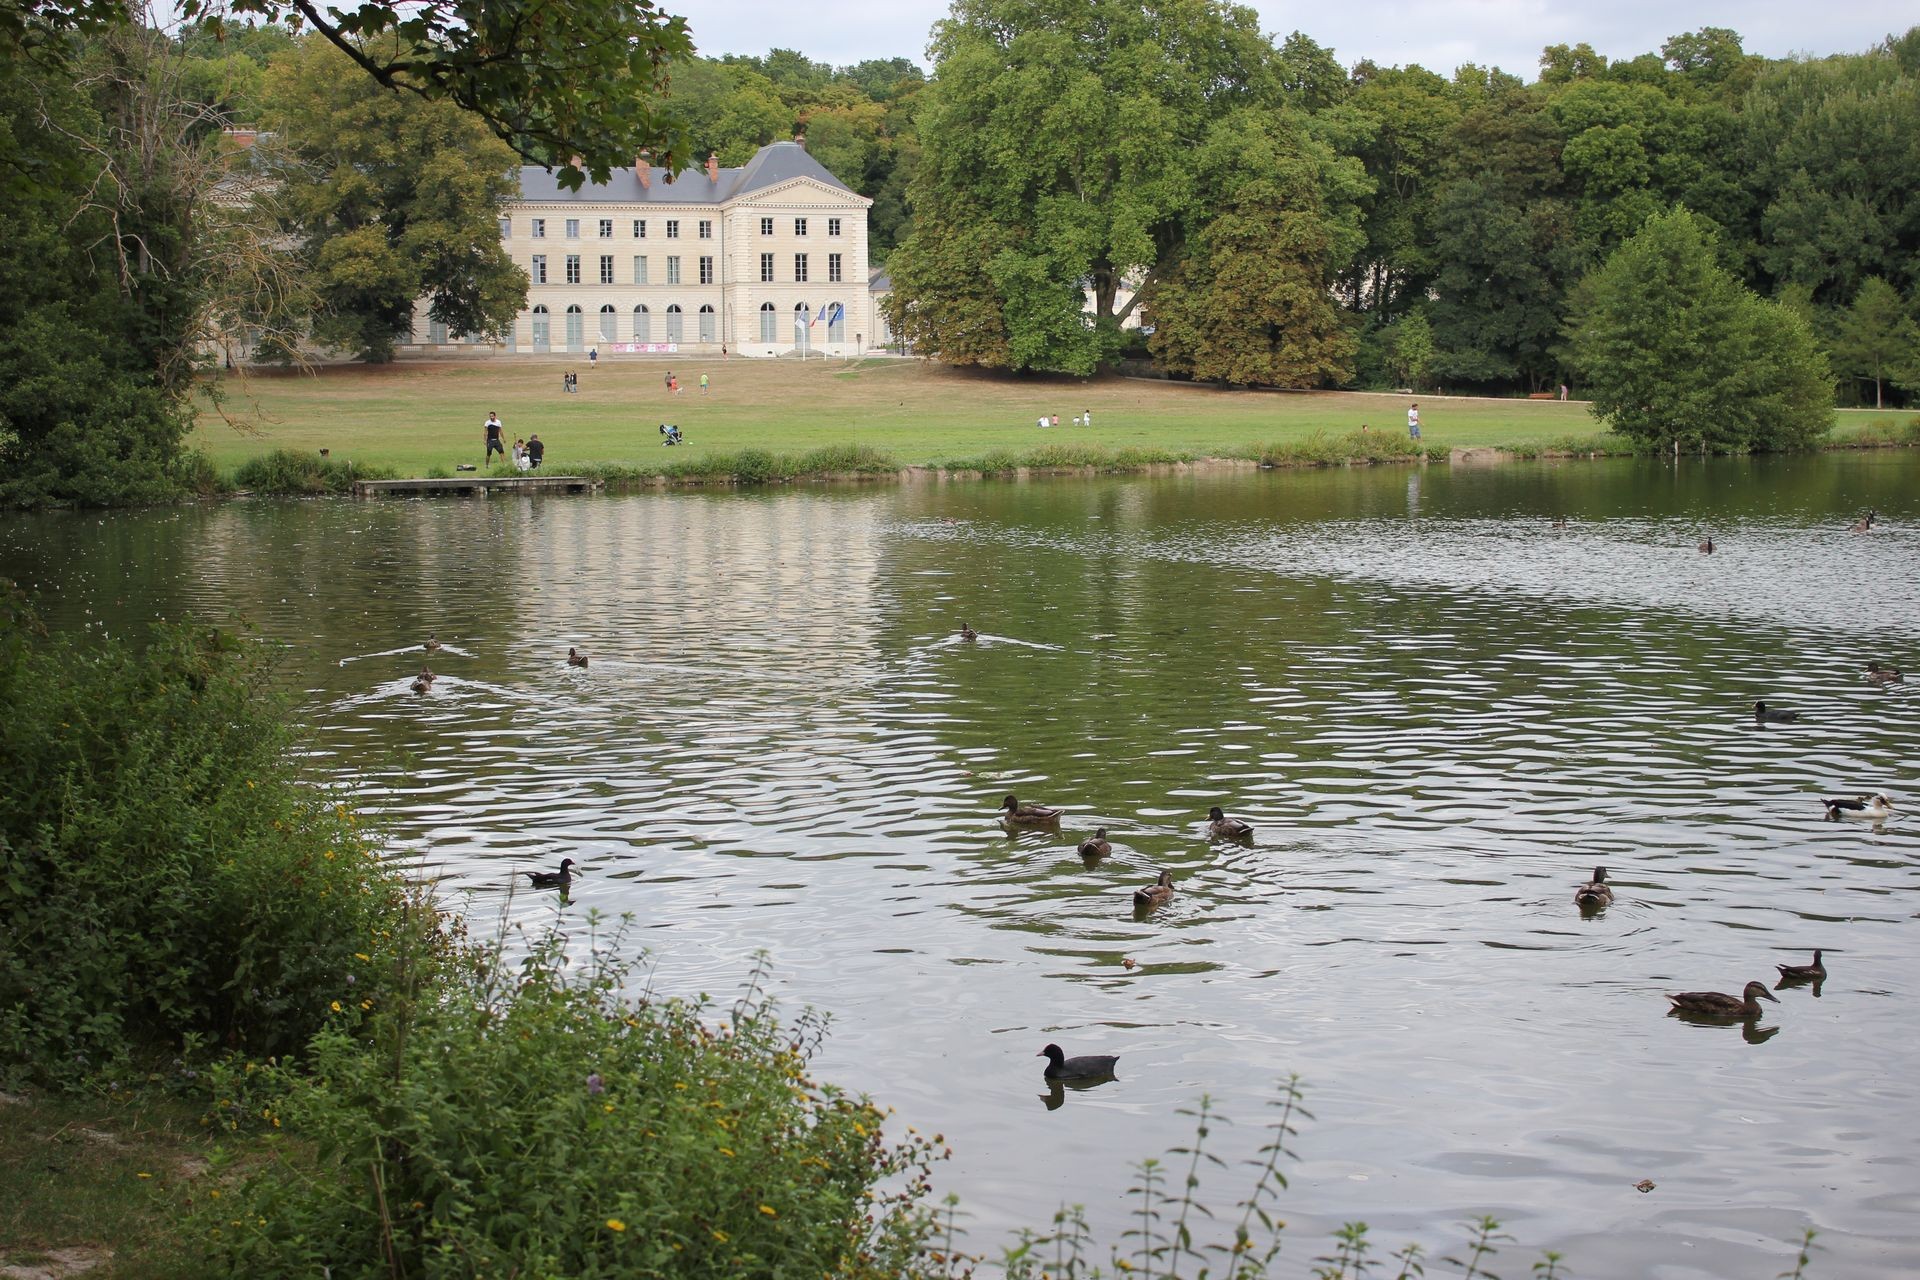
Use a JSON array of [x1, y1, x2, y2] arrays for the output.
[[1407, 403, 1421, 441], [700, 372, 709, 395], [589, 346, 598, 367], [484, 412, 505, 464]]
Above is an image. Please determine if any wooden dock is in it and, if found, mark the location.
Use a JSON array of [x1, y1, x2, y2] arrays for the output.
[[354, 475, 602, 498]]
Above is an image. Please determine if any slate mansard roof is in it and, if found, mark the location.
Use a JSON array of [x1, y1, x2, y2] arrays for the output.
[[516, 141, 860, 205]]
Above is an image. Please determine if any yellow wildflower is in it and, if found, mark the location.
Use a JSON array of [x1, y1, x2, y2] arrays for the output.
[[758, 1205, 777, 1217], [330, 1001, 342, 1013], [711, 1229, 730, 1243], [606, 1219, 627, 1232], [136, 1172, 153, 1180], [354, 953, 371, 962], [719, 1147, 735, 1157]]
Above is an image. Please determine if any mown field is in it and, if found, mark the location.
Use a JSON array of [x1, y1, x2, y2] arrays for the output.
[[190, 356, 1905, 477]]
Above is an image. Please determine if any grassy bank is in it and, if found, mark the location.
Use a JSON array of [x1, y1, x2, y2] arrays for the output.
[[191, 359, 1916, 491]]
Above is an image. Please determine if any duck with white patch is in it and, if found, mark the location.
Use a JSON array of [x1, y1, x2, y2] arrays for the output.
[[1822, 792, 1894, 822]]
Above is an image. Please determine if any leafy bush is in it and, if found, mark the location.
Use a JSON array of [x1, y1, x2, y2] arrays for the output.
[[1252, 429, 1423, 466], [0, 602, 438, 1085], [173, 449, 227, 498], [230, 449, 396, 495], [195, 938, 943, 1280]]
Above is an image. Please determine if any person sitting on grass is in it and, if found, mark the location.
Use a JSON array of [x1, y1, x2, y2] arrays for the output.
[[659, 423, 682, 445]]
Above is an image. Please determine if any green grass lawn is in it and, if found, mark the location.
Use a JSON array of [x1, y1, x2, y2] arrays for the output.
[[190, 356, 1912, 478]]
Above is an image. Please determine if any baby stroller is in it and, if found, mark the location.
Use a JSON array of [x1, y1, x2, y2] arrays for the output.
[[659, 423, 683, 446]]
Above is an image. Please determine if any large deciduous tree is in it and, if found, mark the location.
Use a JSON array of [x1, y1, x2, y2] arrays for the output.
[[0, 27, 296, 506], [262, 37, 527, 362], [888, 0, 1291, 375], [1565, 208, 1830, 451], [1145, 111, 1360, 386]]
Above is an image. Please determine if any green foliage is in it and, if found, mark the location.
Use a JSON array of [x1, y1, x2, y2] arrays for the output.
[[0, 604, 438, 1085], [1566, 208, 1833, 450], [0, 35, 209, 508], [195, 941, 944, 1279], [231, 448, 395, 494], [891, 0, 1296, 373], [1831, 277, 1919, 408], [1146, 111, 1360, 387], [261, 37, 529, 362], [1382, 311, 1436, 390]]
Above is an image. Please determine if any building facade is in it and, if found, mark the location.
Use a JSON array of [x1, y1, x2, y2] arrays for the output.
[[407, 141, 874, 359]]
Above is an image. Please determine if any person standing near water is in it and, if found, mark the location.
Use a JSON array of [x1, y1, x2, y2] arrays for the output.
[[1407, 403, 1421, 440], [484, 411, 505, 463]]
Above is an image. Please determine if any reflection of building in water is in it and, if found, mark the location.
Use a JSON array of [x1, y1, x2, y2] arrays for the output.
[[518, 493, 888, 689]]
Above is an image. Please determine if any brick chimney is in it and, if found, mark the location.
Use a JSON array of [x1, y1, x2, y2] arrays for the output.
[[705, 151, 719, 182], [635, 151, 651, 189]]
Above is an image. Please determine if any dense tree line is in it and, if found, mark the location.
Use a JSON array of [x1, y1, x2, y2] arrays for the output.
[[887, 4, 1920, 421]]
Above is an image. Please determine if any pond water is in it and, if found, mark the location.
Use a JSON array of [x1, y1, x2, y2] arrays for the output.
[[5, 453, 1919, 1277]]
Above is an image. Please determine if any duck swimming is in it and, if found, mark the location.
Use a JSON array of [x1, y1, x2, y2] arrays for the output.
[[526, 858, 576, 888], [1133, 869, 1174, 910], [1822, 792, 1894, 822], [1866, 662, 1903, 684], [1038, 1043, 1119, 1080], [409, 674, 430, 695], [1698, 535, 1714, 554], [1667, 981, 1778, 1019], [958, 621, 978, 642], [1775, 949, 1826, 983], [423, 633, 442, 652], [418, 665, 436, 685], [1207, 806, 1253, 840], [1850, 509, 1877, 533], [1001, 795, 1062, 825], [567, 647, 589, 668], [1574, 865, 1613, 910], [1077, 827, 1111, 859], [1753, 700, 1798, 724]]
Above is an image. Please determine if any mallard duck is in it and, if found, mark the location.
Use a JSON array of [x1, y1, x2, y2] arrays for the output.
[[1753, 700, 1798, 724], [1000, 795, 1062, 825], [1551, 516, 1568, 529], [423, 633, 442, 652], [959, 621, 978, 642], [1038, 1043, 1119, 1080], [1666, 981, 1778, 1019], [526, 858, 576, 888], [1775, 949, 1826, 983], [1574, 865, 1613, 910], [409, 674, 430, 695], [1207, 806, 1253, 840], [1850, 509, 1877, 533], [1698, 535, 1714, 554], [1822, 792, 1894, 821], [567, 647, 589, 668], [1133, 869, 1174, 909], [418, 665, 436, 685], [1077, 827, 1111, 859], [1866, 662, 1903, 684]]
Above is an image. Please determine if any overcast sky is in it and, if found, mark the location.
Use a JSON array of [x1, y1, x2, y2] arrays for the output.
[[682, 0, 1913, 79]]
